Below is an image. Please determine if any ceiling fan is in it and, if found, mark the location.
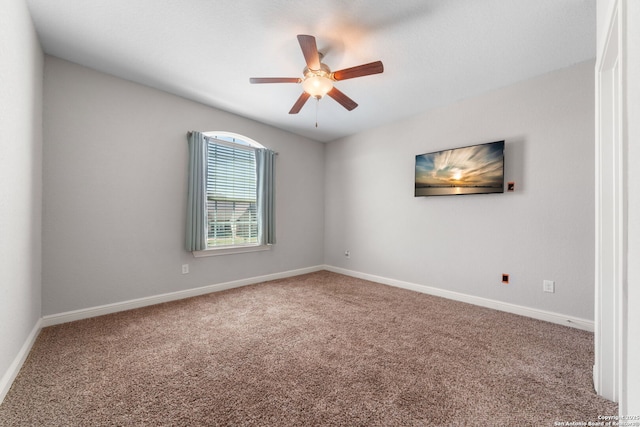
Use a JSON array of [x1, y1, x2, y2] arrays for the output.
[[250, 35, 384, 114]]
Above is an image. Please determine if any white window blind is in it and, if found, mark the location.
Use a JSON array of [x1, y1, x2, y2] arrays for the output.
[[206, 139, 258, 248]]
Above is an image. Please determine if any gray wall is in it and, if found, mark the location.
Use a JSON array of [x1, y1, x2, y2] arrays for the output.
[[42, 56, 325, 316], [0, 0, 43, 391], [38, 56, 597, 324], [325, 61, 595, 321]]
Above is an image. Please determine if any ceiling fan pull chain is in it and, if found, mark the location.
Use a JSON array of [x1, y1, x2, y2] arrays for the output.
[[315, 98, 319, 128]]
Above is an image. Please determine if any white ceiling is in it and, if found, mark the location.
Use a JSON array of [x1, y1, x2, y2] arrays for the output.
[[25, 0, 596, 143]]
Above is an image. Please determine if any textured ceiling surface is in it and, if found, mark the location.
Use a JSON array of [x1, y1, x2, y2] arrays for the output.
[[26, 0, 596, 142]]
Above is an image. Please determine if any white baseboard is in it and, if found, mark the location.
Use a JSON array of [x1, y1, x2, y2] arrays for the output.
[[0, 318, 42, 405], [3, 265, 323, 405], [324, 265, 594, 332], [42, 265, 325, 327], [41, 263, 594, 330], [3, 264, 592, 406]]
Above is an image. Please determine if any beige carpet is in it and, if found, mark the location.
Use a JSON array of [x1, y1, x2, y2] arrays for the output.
[[0, 271, 616, 426]]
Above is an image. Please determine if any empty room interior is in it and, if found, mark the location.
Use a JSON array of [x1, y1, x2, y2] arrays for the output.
[[1, 0, 638, 424]]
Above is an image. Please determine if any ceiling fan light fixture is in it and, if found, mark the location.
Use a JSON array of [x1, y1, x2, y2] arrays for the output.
[[302, 75, 333, 99], [302, 64, 333, 99]]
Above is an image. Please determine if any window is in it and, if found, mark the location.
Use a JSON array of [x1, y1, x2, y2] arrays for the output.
[[186, 132, 275, 256], [206, 136, 258, 248]]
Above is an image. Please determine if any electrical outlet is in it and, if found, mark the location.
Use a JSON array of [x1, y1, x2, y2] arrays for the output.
[[344, 250, 351, 258], [182, 264, 189, 274], [543, 280, 555, 293]]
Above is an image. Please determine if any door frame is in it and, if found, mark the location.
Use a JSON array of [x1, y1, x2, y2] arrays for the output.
[[594, 0, 627, 410]]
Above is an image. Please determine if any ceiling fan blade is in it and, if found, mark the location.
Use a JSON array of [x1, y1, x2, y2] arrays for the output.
[[332, 61, 384, 81], [250, 77, 302, 84], [327, 87, 358, 111], [289, 92, 311, 114], [297, 34, 321, 70]]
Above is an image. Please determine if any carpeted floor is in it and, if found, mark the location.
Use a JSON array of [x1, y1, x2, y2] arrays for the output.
[[0, 271, 617, 426]]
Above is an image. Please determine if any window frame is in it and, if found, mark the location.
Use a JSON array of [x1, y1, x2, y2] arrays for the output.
[[192, 132, 272, 258]]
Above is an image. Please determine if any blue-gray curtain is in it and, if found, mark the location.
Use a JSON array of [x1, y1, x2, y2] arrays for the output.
[[256, 148, 276, 245], [185, 131, 207, 251]]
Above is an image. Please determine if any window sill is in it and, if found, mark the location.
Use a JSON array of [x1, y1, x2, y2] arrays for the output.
[[192, 244, 272, 258]]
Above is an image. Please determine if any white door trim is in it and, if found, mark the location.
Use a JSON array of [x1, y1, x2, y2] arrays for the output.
[[594, 0, 627, 408]]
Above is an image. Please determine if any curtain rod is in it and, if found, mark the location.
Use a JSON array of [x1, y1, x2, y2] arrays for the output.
[[186, 131, 278, 155]]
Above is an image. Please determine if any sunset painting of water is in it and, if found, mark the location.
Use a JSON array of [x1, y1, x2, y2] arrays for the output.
[[415, 141, 504, 196]]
